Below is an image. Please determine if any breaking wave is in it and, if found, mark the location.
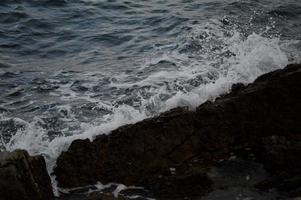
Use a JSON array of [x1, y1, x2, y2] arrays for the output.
[[0, 0, 301, 194]]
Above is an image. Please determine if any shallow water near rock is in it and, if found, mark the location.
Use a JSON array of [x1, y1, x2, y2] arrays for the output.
[[0, 0, 301, 198]]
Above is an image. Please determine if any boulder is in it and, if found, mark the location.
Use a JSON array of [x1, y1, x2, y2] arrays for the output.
[[55, 64, 301, 198], [0, 149, 54, 200]]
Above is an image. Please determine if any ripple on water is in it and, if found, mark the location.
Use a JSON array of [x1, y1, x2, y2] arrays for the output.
[[0, 11, 28, 24]]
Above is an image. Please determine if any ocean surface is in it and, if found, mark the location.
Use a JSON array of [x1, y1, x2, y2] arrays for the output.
[[0, 0, 301, 195]]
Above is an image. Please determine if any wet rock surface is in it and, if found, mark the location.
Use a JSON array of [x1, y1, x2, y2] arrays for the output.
[[57, 184, 151, 200], [55, 64, 301, 199], [0, 149, 54, 200]]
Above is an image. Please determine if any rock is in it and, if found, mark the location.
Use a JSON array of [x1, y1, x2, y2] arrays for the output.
[[55, 107, 201, 193], [59, 192, 129, 200], [55, 64, 301, 198], [0, 149, 54, 200], [260, 136, 301, 175], [89, 193, 128, 200], [151, 169, 212, 198], [57, 183, 151, 200]]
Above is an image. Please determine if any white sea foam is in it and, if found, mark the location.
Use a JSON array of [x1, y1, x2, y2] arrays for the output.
[[4, 104, 147, 195]]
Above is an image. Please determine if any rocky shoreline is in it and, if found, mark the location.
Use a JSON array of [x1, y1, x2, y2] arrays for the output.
[[1, 63, 301, 200]]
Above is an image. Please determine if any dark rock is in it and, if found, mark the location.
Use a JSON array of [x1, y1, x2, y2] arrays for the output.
[[252, 136, 301, 197], [56, 106, 198, 191], [229, 83, 245, 94], [151, 170, 212, 198], [87, 193, 128, 200], [55, 64, 301, 198], [57, 183, 150, 200], [201, 158, 282, 200], [0, 149, 54, 200], [58, 192, 129, 200], [260, 136, 301, 175]]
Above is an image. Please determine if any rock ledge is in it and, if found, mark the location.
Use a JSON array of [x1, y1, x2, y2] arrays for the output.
[[55, 64, 301, 199]]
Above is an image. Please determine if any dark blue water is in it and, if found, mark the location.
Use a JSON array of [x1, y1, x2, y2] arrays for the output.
[[1, 0, 300, 71], [0, 0, 301, 195]]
